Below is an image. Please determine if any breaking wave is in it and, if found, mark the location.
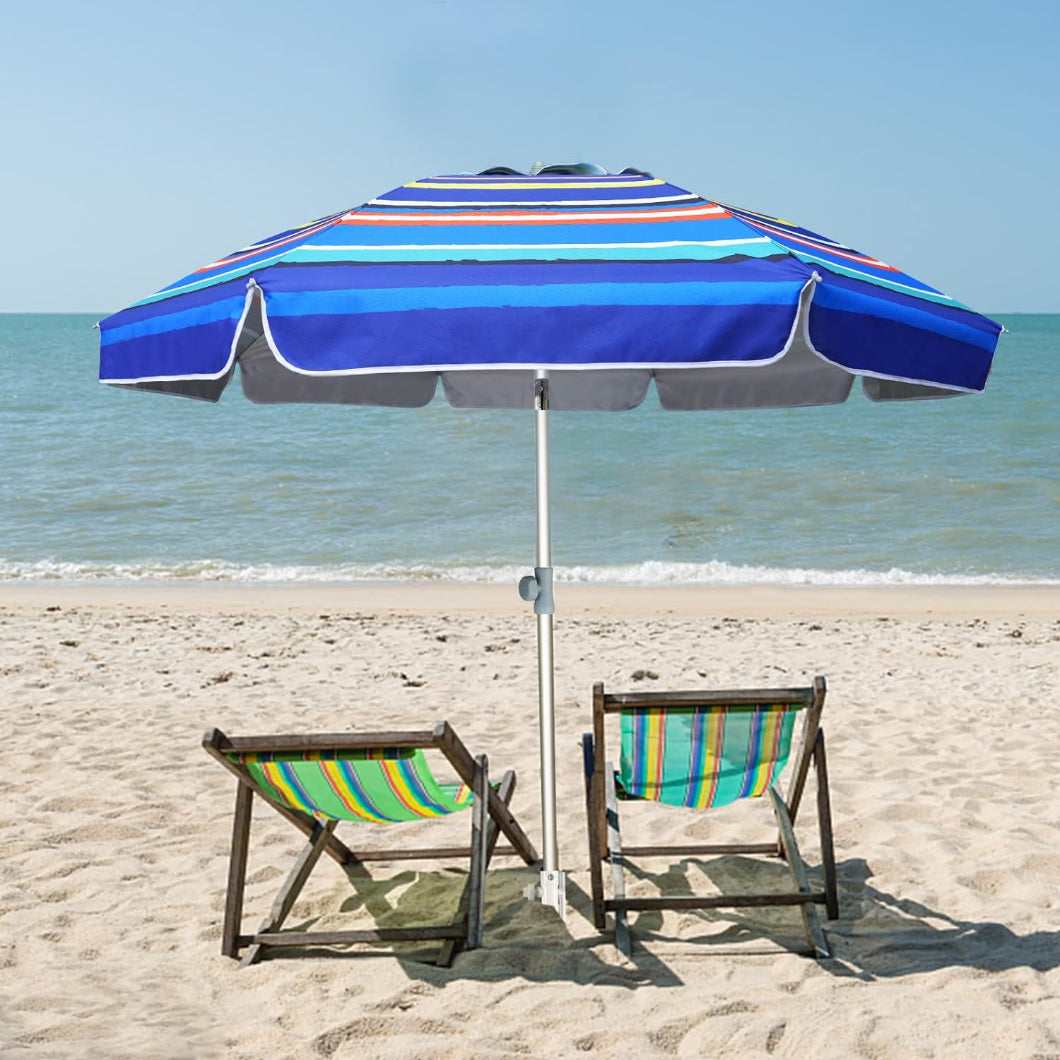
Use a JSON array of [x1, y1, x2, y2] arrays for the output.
[[1, 558, 1057, 587]]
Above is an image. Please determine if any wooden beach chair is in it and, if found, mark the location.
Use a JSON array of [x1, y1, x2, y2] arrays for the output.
[[203, 722, 539, 967], [582, 676, 838, 958]]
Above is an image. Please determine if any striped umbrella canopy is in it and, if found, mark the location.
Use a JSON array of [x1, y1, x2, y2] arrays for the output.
[[99, 163, 1001, 407], [97, 163, 1004, 918]]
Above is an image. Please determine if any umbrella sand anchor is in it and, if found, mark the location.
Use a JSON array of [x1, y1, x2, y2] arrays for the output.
[[519, 373, 566, 919]]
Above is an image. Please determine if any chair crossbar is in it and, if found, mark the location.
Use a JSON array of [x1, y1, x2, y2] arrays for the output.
[[600, 688, 815, 711], [241, 925, 467, 948], [607, 892, 828, 912], [620, 842, 780, 857], [349, 844, 522, 862], [214, 730, 441, 755]]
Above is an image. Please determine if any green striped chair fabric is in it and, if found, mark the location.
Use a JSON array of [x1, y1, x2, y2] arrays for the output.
[[618, 704, 800, 810], [226, 747, 472, 823]]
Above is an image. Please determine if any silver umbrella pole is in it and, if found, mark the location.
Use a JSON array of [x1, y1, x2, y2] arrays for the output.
[[519, 370, 566, 919]]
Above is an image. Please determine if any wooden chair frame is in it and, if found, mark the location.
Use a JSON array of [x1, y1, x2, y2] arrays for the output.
[[204, 721, 539, 967], [582, 676, 838, 958]]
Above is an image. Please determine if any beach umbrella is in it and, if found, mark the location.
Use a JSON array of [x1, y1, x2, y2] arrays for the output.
[[98, 162, 1003, 919]]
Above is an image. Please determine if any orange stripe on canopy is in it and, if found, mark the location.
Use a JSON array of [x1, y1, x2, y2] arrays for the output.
[[339, 205, 730, 226]]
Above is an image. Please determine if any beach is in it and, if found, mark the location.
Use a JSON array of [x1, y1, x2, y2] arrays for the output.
[[3, 0, 1056, 1054], [3, 582, 1059, 1058]]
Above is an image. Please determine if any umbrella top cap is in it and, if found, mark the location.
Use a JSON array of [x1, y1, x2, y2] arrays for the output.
[[477, 163, 653, 178]]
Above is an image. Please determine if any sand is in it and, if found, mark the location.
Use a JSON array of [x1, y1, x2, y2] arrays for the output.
[[2, 583, 1059, 1058]]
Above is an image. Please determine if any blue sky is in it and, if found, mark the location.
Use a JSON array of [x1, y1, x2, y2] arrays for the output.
[[2, 0, 1057, 313]]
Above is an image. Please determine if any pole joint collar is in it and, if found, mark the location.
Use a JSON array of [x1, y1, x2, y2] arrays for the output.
[[518, 566, 555, 614]]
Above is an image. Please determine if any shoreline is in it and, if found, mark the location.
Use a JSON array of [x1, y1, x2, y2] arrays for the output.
[[2, 580, 1057, 619]]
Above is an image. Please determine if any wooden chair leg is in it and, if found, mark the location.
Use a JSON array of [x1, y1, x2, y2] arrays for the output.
[[604, 764, 631, 958], [769, 789, 829, 959], [436, 725, 538, 867], [466, 754, 489, 951], [437, 763, 518, 967], [582, 734, 607, 931], [222, 779, 253, 958], [813, 731, 839, 920], [241, 818, 339, 967]]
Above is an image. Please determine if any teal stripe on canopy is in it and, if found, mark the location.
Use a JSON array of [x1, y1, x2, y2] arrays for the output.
[[265, 280, 805, 316]]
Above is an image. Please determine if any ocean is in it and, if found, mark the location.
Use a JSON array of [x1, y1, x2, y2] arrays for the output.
[[1, 313, 1057, 586]]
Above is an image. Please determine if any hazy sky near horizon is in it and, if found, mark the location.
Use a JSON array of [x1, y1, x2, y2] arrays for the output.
[[2, 0, 1057, 314]]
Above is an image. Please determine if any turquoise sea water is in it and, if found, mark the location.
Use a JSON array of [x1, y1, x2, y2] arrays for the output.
[[1, 313, 1057, 585]]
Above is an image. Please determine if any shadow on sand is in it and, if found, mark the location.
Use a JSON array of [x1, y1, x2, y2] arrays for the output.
[[819, 857, 1060, 980], [603, 854, 1060, 981], [258, 860, 681, 987], [253, 854, 1060, 987]]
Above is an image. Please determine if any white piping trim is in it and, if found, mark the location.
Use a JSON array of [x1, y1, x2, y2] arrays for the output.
[[99, 283, 257, 385], [249, 360, 810, 376]]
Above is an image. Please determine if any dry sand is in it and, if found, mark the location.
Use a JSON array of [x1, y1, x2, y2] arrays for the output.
[[2, 583, 1059, 1058]]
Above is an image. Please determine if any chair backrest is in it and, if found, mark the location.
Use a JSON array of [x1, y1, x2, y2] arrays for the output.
[[226, 747, 472, 823], [595, 679, 825, 813], [205, 724, 479, 824], [619, 703, 802, 809]]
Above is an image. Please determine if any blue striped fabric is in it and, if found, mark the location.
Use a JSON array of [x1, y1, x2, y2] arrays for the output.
[[98, 168, 1002, 395]]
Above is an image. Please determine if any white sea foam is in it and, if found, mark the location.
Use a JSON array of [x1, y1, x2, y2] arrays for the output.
[[1, 557, 1057, 587]]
